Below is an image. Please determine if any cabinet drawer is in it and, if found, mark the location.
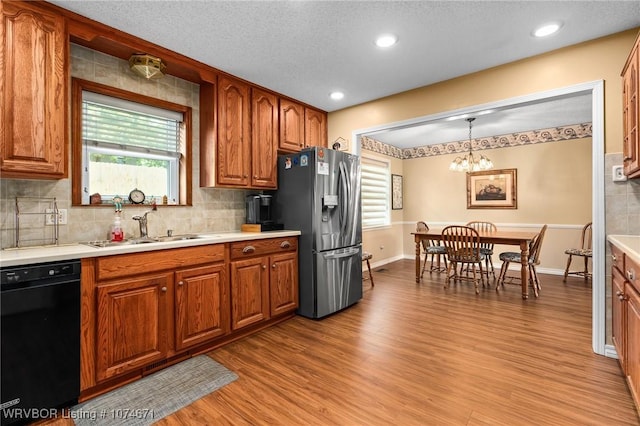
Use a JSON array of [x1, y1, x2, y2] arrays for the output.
[[611, 243, 625, 272], [626, 255, 640, 294], [230, 237, 297, 259], [97, 244, 225, 281]]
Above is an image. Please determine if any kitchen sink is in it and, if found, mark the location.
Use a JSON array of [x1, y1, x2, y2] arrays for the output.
[[154, 234, 203, 242], [82, 235, 202, 248]]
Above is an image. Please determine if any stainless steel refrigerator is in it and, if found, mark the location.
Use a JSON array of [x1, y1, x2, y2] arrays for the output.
[[272, 146, 362, 319]]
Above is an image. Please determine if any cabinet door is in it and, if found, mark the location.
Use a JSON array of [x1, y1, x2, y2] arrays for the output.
[[622, 44, 639, 177], [230, 257, 269, 330], [613, 267, 627, 370], [304, 107, 327, 148], [217, 75, 251, 186], [96, 274, 170, 381], [175, 264, 229, 351], [626, 283, 640, 407], [251, 88, 278, 188], [269, 251, 299, 316], [279, 99, 304, 152], [1, 1, 67, 179]]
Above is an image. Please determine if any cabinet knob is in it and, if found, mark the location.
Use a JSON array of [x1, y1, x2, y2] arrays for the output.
[[178, 281, 184, 286], [623, 156, 632, 162], [254, 175, 258, 179], [243, 245, 256, 254], [272, 264, 276, 269], [616, 290, 623, 297], [627, 269, 635, 281], [619, 293, 626, 301], [262, 264, 266, 270], [161, 286, 167, 292], [280, 241, 291, 249], [612, 254, 617, 262]]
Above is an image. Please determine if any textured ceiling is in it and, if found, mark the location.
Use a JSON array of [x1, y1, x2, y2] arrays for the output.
[[49, 0, 638, 147]]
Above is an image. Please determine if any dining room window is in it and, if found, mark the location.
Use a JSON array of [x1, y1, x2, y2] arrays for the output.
[[361, 156, 390, 228]]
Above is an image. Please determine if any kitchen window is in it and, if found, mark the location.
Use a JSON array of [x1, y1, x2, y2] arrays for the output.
[[71, 79, 192, 206], [361, 156, 390, 228]]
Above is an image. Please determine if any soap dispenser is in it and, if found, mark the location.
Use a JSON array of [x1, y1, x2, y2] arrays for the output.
[[111, 214, 124, 242]]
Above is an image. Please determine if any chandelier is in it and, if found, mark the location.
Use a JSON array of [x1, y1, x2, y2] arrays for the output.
[[449, 117, 493, 172]]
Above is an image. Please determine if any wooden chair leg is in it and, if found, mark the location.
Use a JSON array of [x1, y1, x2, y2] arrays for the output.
[[421, 253, 428, 279], [563, 254, 572, 282], [583, 256, 589, 281], [497, 261, 509, 289]]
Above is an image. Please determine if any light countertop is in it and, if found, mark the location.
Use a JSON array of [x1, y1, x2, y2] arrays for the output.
[[608, 235, 640, 265], [0, 230, 301, 268]]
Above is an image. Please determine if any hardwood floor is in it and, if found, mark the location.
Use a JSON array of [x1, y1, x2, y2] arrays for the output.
[[48, 259, 639, 425], [161, 260, 638, 425]]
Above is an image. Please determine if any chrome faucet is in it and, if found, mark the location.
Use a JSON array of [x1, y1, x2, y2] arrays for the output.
[[132, 204, 157, 238]]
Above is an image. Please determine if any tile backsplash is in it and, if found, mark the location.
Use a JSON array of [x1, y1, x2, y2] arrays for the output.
[[605, 153, 640, 236], [0, 44, 248, 249]]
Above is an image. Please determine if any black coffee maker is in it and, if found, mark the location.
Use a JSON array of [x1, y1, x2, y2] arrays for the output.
[[245, 194, 274, 225]]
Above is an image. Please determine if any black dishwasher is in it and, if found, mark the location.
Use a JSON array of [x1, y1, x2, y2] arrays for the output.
[[1, 260, 81, 426]]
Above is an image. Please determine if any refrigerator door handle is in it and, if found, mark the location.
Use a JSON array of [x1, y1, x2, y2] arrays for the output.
[[323, 247, 361, 260], [339, 161, 349, 237]]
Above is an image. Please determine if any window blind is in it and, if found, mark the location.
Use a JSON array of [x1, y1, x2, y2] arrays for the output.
[[82, 91, 182, 157], [361, 156, 390, 228]]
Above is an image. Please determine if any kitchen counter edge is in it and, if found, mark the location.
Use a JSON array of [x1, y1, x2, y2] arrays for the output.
[[0, 230, 301, 268], [607, 234, 640, 266]]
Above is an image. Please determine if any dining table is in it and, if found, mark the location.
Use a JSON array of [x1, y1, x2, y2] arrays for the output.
[[412, 227, 539, 299]]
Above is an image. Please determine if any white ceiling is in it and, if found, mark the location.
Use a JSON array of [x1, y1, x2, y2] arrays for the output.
[[50, 0, 638, 147]]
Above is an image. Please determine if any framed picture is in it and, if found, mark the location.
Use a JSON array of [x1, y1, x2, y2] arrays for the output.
[[467, 168, 517, 209], [392, 174, 403, 210]]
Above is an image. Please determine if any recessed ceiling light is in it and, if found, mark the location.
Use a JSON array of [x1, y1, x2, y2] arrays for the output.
[[330, 91, 344, 101], [533, 22, 562, 37], [375, 34, 398, 48]]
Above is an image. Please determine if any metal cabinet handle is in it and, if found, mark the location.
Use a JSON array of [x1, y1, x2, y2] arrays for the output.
[[612, 254, 617, 262], [161, 286, 167, 292], [628, 269, 635, 281], [243, 246, 255, 254], [280, 241, 291, 249], [623, 156, 632, 162]]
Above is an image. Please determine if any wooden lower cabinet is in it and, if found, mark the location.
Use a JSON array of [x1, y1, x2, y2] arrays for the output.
[[610, 241, 640, 412], [627, 280, 640, 406], [270, 251, 299, 316], [175, 264, 229, 351], [229, 237, 299, 330], [230, 257, 270, 330], [612, 266, 627, 370], [96, 273, 171, 381], [81, 237, 298, 399]]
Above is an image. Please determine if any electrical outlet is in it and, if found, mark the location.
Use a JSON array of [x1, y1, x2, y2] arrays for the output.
[[45, 209, 67, 225], [612, 165, 627, 182]]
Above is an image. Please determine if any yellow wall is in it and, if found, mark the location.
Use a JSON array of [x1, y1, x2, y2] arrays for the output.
[[332, 28, 638, 268]]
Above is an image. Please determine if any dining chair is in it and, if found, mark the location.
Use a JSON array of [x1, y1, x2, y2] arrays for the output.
[[563, 222, 593, 282], [466, 221, 497, 281], [416, 221, 447, 278], [441, 225, 484, 294], [496, 224, 547, 297]]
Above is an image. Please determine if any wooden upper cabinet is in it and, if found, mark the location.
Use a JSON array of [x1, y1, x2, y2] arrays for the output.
[[279, 99, 305, 152], [305, 107, 327, 148], [1, 1, 67, 179], [622, 32, 640, 178], [251, 88, 278, 188], [217, 75, 251, 186]]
